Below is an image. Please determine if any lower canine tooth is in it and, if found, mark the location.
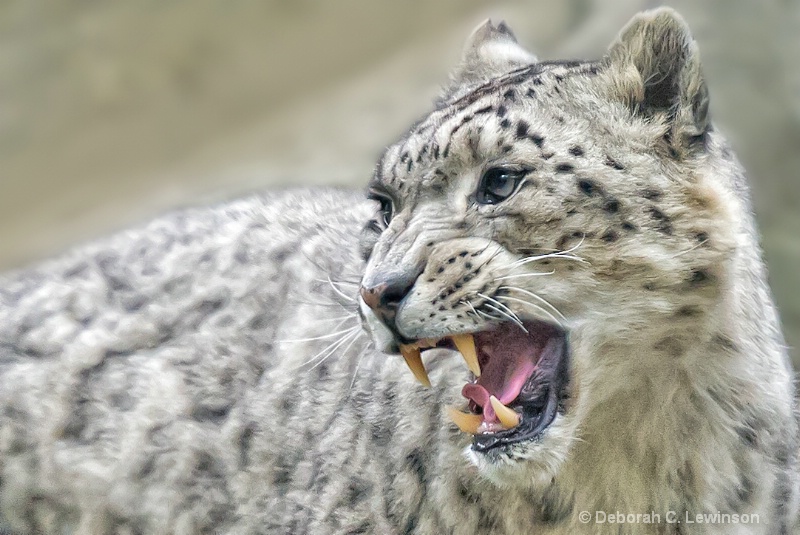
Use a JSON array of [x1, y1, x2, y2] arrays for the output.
[[489, 396, 521, 429], [446, 407, 482, 434], [452, 334, 481, 377], [400, 345, 431, 387]]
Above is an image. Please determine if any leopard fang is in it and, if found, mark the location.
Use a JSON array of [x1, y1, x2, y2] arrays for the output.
[[446, 407, 482, 434], [490, 395, 521, 429], [452, 334, 481, 377], [400, 345, 431, 387]]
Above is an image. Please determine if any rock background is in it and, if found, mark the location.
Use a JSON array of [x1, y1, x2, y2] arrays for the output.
[[1, 0, 798, 364]]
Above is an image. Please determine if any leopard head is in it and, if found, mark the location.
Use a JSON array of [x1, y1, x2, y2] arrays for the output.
[[358, 8, 737, 487]]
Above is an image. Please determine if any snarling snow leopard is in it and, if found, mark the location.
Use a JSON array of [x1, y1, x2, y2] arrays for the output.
[[1, 7, 797, 535]]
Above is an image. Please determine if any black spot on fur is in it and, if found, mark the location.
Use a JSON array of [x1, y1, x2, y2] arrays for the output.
[[654, 336, 685, 357], [405, 449, 427, 483], [713, 333, 739, 352], [601, 230, 618, 243], [603, 199, 620, 213], [555, 163, 574, 173], [621, 221, 637, 232], [676, 305, 702, 318], [529, 133, 545, 147], [515, 121, 529, 139], [503, 89, 516, 101], [191, 403, 231, 424], [577, 179, 601, 196], [604, 156, 624, 170], [499, 118, 511, 129], [736, 425, 758, 447], [646, 206, 673, 234], [642, 188, 663, 201], [248, 314, 270, 330], [535, 488, 573, 525], [526, 88, 536, 98], [64, 262, 90, 279], [689, 269, 711, 286], [568, 145, 584, 157], [533, 77, 543, 85], [496, 105, 507, 117], [732, 472, 756, 508]]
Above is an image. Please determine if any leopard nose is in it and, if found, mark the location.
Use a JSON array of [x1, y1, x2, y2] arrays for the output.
[[360, 278, 415, 313], [360, 272, 418, 331]]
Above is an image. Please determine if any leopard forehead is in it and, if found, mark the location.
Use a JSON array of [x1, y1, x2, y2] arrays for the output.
[[370, 60, 662, 206]]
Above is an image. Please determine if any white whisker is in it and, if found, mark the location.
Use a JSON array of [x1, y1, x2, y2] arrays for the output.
[[322, 275, 357, 303], [499, 286, 567, 322], [300, 328, 361, 370], [313, 277, 359, 287], [508, 238, 588, 268], [670, 239, 708, 259], [478, 294, 528, 332], [306, 328, 363, 372], [349, 344, 371, 390], [314, 314, 359, 324], [496, 270, 555, 281], [278, 324, 359, 344], [496, 295, 563, 328]]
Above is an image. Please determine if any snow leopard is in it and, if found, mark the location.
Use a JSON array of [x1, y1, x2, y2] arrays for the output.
[[1, 7, 797, 535]]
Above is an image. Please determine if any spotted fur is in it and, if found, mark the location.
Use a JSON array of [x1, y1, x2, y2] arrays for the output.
[[0, 8, 797, 535]]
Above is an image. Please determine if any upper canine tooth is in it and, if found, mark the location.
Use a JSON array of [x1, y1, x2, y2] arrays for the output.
[[452, 334, 481, 377], [489, 396, 521, 429], [400, 345, 431, 387], [446, 407, 482, 434]]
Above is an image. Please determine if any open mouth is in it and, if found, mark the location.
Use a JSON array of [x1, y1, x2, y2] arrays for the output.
[[398, 320, 570, 452]]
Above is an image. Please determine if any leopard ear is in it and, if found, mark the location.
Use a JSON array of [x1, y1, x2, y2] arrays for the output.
[[439, 20, 537, 105], [606, 8, 710, 151]]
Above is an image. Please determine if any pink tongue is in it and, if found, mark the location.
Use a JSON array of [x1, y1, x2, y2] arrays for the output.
[[461, 325, 547, 423]]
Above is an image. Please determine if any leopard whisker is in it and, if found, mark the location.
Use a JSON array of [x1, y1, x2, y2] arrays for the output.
[[313, 277, 360, 287], [496, 270, 555, 281], [278, 323, 360, 344], [300, 327, 362, 370], [669, 239, 709, 259], [322, 275, 358, 303], [509, 238, 588, 268], [348, 343, 372, 390], [496, 295, 564, 328], [292, 297, 359, 310], [459, 299, 483, 323], [498, 286, 567, 322], [477, 294, 528, 332]]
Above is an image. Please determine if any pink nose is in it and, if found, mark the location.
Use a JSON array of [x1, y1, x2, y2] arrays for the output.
[[359, 274, 418, 334], [359, 283, 387, 311]]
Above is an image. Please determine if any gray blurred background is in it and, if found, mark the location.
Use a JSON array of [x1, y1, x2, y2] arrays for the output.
[[1, 0, 798, 364]]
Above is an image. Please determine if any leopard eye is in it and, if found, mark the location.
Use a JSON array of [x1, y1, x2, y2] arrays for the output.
[[476, 167, 527, 205], [368, 192, 394, 227]]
